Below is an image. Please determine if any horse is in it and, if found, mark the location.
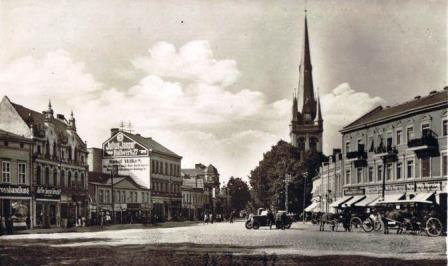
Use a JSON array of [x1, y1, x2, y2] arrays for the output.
[[319, 212, 339, 231], [380, 209, 410, 234]]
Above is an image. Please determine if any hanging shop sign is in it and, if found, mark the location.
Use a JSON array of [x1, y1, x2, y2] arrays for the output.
[[35, 186, 61, 200], [103, 133, 148, 157], [0, 184, 30, 197]]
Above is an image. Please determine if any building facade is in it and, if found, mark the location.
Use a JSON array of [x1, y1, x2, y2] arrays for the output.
[[290, 14, 323, 155], [0, 97, 89, 228], [100, 129, 182, 220], [88, 172, 151, 224], [181, 172, 205, 220], [0, 129, 33, 229], [336, 89, 448, 207]]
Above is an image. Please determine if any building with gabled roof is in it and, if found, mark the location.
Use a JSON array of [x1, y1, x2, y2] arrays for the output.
[[0, 96, 89, 228]]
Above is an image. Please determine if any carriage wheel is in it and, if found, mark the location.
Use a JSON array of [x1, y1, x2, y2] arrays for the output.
[[245, 220, 253, 230], [252, 221, 260, 230], [373, 220, 382, 232], [350, 217, 363, 232], [362, 217, 374, 232], [426, 217, 442, 237]]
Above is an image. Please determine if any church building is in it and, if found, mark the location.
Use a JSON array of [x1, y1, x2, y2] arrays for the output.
[[290, 13, 323, 156]]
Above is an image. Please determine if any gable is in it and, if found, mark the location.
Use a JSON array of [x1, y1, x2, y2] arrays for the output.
[[103, 132, 148, 157], [114, 178, 142, 190], [0, 96, 32, 138]]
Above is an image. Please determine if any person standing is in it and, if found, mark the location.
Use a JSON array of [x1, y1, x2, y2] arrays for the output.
[[229, 211, 234, 224]]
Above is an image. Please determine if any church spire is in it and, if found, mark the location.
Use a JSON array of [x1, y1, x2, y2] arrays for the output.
[[315, 89, 323, 124], [292, 89, 298, 121], [299, 11, 316, 122]]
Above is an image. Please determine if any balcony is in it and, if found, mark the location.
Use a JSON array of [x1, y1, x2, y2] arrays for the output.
[[408, 129, 439, 152], [346, 150, 367, 160], [354, 159, 367, 168], [374, 145, 398, 163]]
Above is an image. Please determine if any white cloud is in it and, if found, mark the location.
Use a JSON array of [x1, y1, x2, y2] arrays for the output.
[[0, 44, 385, 185]]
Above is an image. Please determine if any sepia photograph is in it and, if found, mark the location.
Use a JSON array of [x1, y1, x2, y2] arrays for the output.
[[0, 0, 446, 265]]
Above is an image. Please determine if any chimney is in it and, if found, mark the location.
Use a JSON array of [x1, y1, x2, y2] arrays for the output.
[[414, 95, 421, 100], [111, 128, 119, 137]]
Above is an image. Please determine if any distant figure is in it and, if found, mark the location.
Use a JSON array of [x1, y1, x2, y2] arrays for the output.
[[6, 217, 13, 234], [267, 210, 275, 230], [204, 213, 209, 224], [26, 216, 31, 230], [342, 204, 351, 232], [229, 211, 234, 224], [210, 214, 214, 224]]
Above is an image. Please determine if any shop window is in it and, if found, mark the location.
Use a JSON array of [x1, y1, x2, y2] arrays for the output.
[[407, 160, 414, 178], [421, 157, 430, 177], [377, 165, 383, 181], [2, 161, 11, 183], [442, 154, 448, 176], [18, 163, 26, 184], [396, 162, 402, 180]]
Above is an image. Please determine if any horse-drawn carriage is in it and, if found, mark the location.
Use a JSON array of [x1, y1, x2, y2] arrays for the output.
[[245, 208, 294, 230]]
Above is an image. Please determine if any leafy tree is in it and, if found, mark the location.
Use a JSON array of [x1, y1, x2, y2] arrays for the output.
[[226, 177, 251, 212], [248, 140, 326, 214]]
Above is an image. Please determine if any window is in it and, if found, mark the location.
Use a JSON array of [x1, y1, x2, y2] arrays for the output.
[[407, 160, 414, 178], [165, 163, 168, 175], [396, 162, 402, 180], [345, 142, 350, 154], [368, 167, 373, 182], [396, 129, 403, 145], [356, 168, 362, 183], [45, 167, 50, 185], [2, 161, 11, 183], [421, 157, 430, 177], [386, 163, 392, 180], [368, 137, 374, 152], [443, 120, 448, 136], [37, 145, 41, 154], [68, 172, 72, 187], [36, 166, 41, 185], [421, 123, 430, 132], [151, 160, 155, 174], [60, 170, 65, 187], [99, 190, 104, 203], [345, 170, 350, 184], [18, 163, 26, 184], [386, 132, 393, 149], [442, 154, 447, 176], [377, 165, 383, 181], [74, 172, 78, 186], [121, 191, 125, 203], [105, 190, 110, 203], [406, 127, 414, 141], [81, 173, 85, 188], [53, 169, 58, 187]]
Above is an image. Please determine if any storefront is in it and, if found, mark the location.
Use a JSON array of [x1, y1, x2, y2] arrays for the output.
[[34, 186, 61, 228], [0, 184, 32, 230]]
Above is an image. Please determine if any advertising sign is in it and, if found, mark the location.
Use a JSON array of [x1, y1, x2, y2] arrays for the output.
[[0, 184, 30, 197], [344, 187, 365, 196], [103, 133, 148, 157], [35, 186, 61, 200], [102, 157, 150, 189]]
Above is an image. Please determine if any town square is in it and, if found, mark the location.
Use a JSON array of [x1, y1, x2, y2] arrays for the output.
[[0, 0, 446, 265]]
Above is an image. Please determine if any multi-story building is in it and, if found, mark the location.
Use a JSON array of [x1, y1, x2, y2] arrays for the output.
[[182, 163, 220, 216], [101, 128, 182, 220], [88, 172, 151, 224], [335, 88, 448, 208], [0, 96, 89, 228], [290, 13, 323, 155], [181, 171, 205, 220], [0, 129, 33, 229]]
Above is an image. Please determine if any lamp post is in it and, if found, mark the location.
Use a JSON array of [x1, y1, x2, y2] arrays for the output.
[[111, 165, 118, 224], [284, 174, 292, 213]]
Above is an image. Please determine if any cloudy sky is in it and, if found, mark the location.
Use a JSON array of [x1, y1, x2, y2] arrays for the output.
[[0, 0, 446, 184]]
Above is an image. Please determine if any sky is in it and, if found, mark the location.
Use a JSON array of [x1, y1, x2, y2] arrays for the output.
[[0, 0, 446, 185]]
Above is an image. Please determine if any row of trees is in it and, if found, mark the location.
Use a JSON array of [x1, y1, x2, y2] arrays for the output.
[[225, 140, 326, 215]]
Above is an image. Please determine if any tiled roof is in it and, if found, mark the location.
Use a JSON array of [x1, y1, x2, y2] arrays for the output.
[[342, 90, 448, 132], [121, 131, 181, 158], [87, 171, 149, 190], [182, 168, 204, 177], [10, 101, 86, 147], [0, 128, 32, 142]]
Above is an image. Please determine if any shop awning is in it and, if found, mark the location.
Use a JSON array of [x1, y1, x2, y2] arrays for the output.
[[304, 202, 319, 212], [373, 193, 406, 205], [312, 205, 321, 213], [330, 196, 353, 208], [397, 192, 435, 204], [343, 195, 366, 207], [355, 194, 380, 207]]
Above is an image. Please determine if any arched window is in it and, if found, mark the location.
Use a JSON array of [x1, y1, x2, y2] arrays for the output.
[[36, 166, 41, 185], [68, 171, 72, 187], [310, 137, 318, 152], [68, 146, 72, 160], [45, 167, 50, 185], [53, 169, 58, 187], [60, 170, 65, 187], [75, 172, 78, 187]]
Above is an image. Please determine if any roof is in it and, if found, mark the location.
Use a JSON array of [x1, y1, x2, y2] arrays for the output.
[[120, 131, 181, 159], [10, 101, 85, 147], [342, 89, 448, 132], [206, 164, 218, 174], [0, 129, 33, 142], [182, 168, 204, 177], [87, 171, 149, 190]]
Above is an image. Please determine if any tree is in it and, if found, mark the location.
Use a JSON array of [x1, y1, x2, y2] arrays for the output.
[[226, 177, 251, 212], [248, 140, 326, 214]]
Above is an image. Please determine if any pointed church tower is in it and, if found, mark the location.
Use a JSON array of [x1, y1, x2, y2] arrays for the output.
[[290, 10, 323, 155]]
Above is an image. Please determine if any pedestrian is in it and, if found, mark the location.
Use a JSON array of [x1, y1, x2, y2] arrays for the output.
[[267, 210, 275, 229], [229, 211, 234, 224], [26, 216, 31, 230], [204, 213, 208, 224], [210, 213, 214, 224], [342, 204, 351, 232]]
